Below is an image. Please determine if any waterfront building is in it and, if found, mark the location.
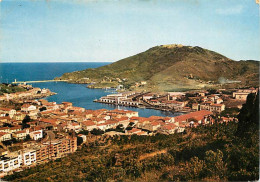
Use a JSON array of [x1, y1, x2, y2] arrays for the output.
[[106, 109, 138, 118], [232, 88, 257, 100]]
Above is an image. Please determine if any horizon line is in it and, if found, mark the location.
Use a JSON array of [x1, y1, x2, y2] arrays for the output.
[[0, 61, 114, 63], [1, 60, 260, 63]]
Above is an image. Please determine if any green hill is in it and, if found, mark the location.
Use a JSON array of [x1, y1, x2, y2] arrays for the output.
[[56, 44, 259, 91]]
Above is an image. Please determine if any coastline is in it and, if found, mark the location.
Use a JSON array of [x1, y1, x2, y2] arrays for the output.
[[94, 99, 178, 113], [0, 85, 56, 103]]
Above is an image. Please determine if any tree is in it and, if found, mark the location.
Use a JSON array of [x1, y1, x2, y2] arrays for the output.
[[115, 124, 124, 132], [204, 150, 227, 180], [185, 156, 205, 180], [3, 123, 14, 127], [125, 126, 133, 131], [24, 134, 31, 141], [79, 130, 89, 135], [128, 122, 135, 127], [236, 92, 259, 137], [10, 137, 17, 144], [220, 107, 240, 117], [91, 128, 104, 135], [39, 106, 47, 111], [22, 115, 31, 129], [226, 92, 259, 181], [126, 122, 134, 131], [207, 89, 218, 95], [77, 137, 83, 146]]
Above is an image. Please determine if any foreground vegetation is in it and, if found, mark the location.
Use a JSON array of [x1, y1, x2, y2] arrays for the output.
[[4, 93, 259, 181]]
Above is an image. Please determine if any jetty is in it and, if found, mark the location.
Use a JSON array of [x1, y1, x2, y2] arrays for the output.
[[12, 79, 68, 84]]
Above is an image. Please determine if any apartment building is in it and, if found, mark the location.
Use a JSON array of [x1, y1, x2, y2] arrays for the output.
[[35, 136, 77, 163]]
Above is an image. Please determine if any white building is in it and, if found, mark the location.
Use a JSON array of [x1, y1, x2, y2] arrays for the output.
[[0, 152, 22, 173], [29, 129, 43, 140], [21, 104, 37, 113], [23, 149, 36, 166], [0, 132, 12, 142]]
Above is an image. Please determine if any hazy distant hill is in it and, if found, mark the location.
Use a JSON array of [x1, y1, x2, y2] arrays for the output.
[[56, 44, 259, 91]]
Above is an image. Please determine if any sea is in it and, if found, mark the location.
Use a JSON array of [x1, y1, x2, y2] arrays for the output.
[[0, 62, 181, 117]]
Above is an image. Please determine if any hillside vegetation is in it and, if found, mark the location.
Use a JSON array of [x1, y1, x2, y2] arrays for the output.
[[0, 84, 26, 95], [4, 92, 259, 181], [56, 44, 259, 91]]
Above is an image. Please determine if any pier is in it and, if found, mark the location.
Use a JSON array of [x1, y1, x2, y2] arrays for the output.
[[12, 79, 68, 84]]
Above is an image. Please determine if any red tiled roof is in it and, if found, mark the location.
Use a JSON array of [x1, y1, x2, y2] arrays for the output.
[[94, 118, 104, 122], [71, 106, 84, 110], [62, 102, 72, 105], [174, 110, 213, 123], [211, 104, 224, 107], [131, 117, 149, 122], [202, 101, 214, 105], [21, 104, 31, 108], [41, 110, 53, 114], [136, 131, 147, 135], [130, 116, 141, 120], [161, 123, 177, 130], [44, 102, 56, 106], [0, 132, 9, 136], [0, 116, 11, 120], [150, 99, 158, 102], [149, 116, 164, 120], [15, 130, 27, 134], [82, 120, 96, 126], [116, 117, 129, 122], [69, 110, 84, 115], [40, 118, 58, 124], [85, 110, 94, 114], [108, 109, 137, 114], [150, 121, 161, 126], [128, 128, 141, 133], [104, 120, 118, 125], [71, 123, 80, 126], [0, 107, 12, 111], [10, 126, 22, 130], [34, 126, 43, 130]]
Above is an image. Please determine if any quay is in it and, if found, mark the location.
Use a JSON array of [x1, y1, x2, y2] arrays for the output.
[[12, 79, 68, 84], [95, 99, 175, 112]]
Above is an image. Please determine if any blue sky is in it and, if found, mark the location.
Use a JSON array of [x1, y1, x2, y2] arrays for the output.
[[0, 0, 259, 62]]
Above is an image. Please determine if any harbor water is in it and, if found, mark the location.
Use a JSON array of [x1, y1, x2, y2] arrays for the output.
[[0, 62, 181, 117]]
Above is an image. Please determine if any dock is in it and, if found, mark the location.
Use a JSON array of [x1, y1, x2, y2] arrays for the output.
[[12, 79, 68, 84]]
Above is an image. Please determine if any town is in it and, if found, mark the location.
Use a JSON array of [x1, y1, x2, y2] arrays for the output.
[[96, 87, 257, 113], [0, 83, 258, 177]]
